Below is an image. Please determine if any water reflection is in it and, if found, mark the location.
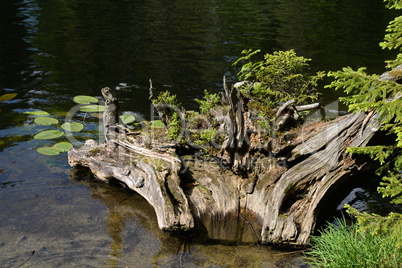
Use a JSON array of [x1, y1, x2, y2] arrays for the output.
[[0, 0, 34, 90], [0, 0, 399, 266], [70, 167, 187, 266], [27, 0, 397, 108], [83, 180, 159, 266], [70, 167, 307, 267], [270, 0, 397, 73]]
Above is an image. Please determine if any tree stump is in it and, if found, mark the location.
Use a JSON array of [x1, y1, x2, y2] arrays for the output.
[[68, 68, 399, 247]]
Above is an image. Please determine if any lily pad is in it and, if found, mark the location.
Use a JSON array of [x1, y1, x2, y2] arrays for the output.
[[90, 113, 103, 118], [34, 116, 59, 126], [73, 95, 99, 104], [80, 105, 105, 113], [53, 141, 73, 151], [120, 114, 135, 124], [34, 130, 64, 140], [37, 146, 61, 156], [151, 120, 165, 128], [61, 122, 84, 132], [24, 110, 50, 116], [36, 142, 73, 155], [0, 93, 17, 102]]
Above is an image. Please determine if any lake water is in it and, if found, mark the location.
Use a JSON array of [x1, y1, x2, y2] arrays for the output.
[[0, 0, 397, 267]]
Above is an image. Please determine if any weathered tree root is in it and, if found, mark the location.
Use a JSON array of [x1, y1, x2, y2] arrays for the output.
[[68, 66, 400, 247], [69, 139, 194, 231]]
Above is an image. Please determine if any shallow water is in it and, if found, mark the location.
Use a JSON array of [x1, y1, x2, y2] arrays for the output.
[[0, 145, 307, 267], [0, 0, 398, 266]]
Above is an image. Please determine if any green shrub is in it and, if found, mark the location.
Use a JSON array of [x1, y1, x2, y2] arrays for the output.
[[167, 111, 182, 140], [305, 218, 402, 268], [151, 91, 183, 141], [152, 90, 181, 107], [195, 89, 221, 114], [233, 49, 325, 108], [193, 128, 216, 146]]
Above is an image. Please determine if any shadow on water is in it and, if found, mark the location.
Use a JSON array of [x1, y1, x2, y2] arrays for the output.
[[68, 167, 308, 267], [315, 131, 402, 232], [0, 0, 400, 266]]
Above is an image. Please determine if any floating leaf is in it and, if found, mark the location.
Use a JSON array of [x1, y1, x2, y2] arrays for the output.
[[36, 142, 73, 155], [61, 122, 84, 132], [120, 114, 135, 124], [90, 113, 103, 118], [0, 93, 17, 102], [24, 110, 50, 116], [151, 120, 165, 128], [34, 129, 64, 140], [73, 95, 99, 104], [37, 146, 61, 155], [80, 105, 105, 113], [53, 141, 73, 152], [34, 116, 59, 126]]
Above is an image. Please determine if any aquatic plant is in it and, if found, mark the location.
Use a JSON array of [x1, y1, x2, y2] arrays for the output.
[[0, 93, 17, 102], [27, 94, 135, 155], [150, 120, 165, 128], [0, 93, 18, 113]]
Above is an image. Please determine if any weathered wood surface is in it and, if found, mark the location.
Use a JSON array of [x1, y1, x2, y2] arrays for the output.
[[68, 67, 400, 247], [221, 76, 250, 174], [69, 137, 194, 232]]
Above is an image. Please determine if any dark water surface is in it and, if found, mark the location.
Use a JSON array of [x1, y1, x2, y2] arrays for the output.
[[0, 0, 398, 266]]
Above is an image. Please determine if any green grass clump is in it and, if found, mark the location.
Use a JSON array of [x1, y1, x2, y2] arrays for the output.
[[305, 218, 402, 268]]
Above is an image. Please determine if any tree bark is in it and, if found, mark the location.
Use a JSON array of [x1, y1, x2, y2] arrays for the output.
[[68, 67, 399, 247], [69, 137, 194, 232], [221, 76, 251, 174]]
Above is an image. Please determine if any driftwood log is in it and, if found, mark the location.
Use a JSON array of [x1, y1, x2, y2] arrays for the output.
[[68, 67, 401, 247]]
